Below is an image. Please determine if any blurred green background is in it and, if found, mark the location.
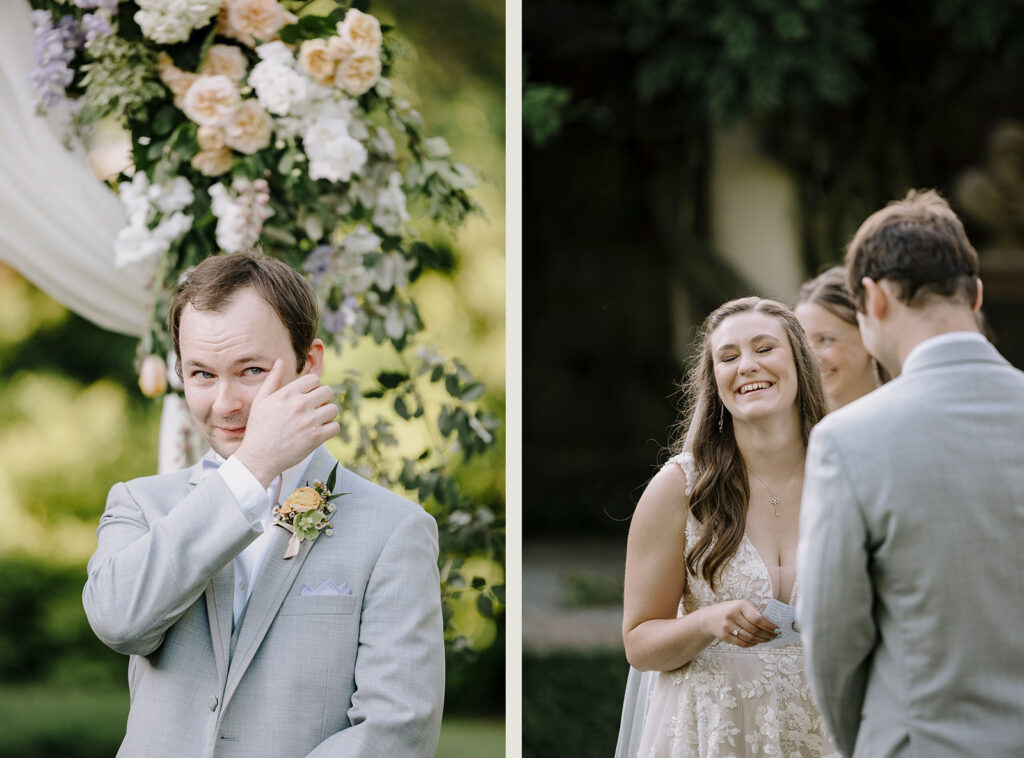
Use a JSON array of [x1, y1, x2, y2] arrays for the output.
[[0, 0, 505, 756], [524, 1, 1024, 755]]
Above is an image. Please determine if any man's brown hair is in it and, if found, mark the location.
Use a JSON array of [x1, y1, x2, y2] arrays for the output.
[[169, 252, 319, 378], [845, 189, 980, 311]]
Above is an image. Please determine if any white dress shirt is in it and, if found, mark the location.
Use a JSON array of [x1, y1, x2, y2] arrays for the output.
[[201, 450, 318, 624]]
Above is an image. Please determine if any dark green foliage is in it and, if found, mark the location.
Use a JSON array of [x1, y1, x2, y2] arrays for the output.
[[0, 557, 123, 685], [523, 649, 629, 758]]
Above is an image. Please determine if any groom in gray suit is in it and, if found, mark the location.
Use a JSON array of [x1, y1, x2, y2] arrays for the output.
[[797, 189, 1024, 758], [83, 253, 444, 757]]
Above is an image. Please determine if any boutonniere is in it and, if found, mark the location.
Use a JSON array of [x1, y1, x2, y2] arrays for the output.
[[273, 463, 346, 559]]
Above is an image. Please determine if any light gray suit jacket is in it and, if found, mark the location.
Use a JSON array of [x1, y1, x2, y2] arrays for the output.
[[797, 335, 1024, 758], [83, 446, 444, 758]]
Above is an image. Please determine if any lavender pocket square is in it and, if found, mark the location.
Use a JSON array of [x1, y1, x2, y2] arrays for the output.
[[300, 580, 351, 597]]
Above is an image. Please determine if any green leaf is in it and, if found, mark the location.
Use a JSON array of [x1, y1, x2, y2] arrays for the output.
[[476, 594, 494, 619], [394, 395, 410, 420], [438, 407, 454, 437], [444, 374, 460, 397], [377, 370, 409, 389], [471, 576, 486, 590], [152, 105, 178, 137], [459, 382, 485, 402], [492, 585, 506, 604], [326, 462, 338, 492], [430, 364, 444, 383]]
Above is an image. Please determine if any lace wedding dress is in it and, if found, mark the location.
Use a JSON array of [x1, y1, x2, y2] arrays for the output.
[[633, 453, 838, 758]]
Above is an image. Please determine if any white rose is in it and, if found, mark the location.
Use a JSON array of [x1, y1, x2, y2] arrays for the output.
[[202, 44, 249, 83], [334, 50, 381, 96], [224, 100, 273, 154], [182, 74, 240, 127], [336, 8, 382, 52], [304, 119, 367, 182], [255, 40, 294, 65], [114, 224, 161, 267], [135, 0, 220, 44], [220, 0, 297, 48], [152, 176, 194, 213], [249, 59, 308, 116]]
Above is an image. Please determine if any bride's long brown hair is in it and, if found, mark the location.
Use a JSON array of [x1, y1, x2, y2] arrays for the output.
[[669, 297, 828, 591]]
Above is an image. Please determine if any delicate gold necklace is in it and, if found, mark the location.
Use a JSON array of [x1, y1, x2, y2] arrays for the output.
[[748, 459, 803, 517]]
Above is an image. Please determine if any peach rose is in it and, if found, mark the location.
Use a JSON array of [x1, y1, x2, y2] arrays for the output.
[[167, 73, 199, 109], [191, 148, 234, 176], [281, 487, 321, 514], [202, 44, 249, 83], [220, 0, 298, 48], [182, 74, 240, 127], [197, 125, 226, 152], [138, 355, 168, 398], [337, 8, 382, 52], [223, 100, 273, 154], [334, 50, 381, 96], [327, 35, 355, 62], [298, 38, 338, 84]]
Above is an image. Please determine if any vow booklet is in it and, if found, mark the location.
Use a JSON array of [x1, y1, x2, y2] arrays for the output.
[[762, 599, 801, 647]]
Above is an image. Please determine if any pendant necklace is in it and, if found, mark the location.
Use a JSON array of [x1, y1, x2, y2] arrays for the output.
[[749, 459, 803, 517]]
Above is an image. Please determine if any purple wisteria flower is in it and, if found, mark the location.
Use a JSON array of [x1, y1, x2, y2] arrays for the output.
[[323, 297, 360, 335], [82, 12, 113, 45], [303, 245, 337, 282], [72, 0, 118, 11], [30, 11, 84, 110]]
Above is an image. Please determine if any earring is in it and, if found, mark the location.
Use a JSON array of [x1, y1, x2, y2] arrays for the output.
[[718, 403, 725, 433]]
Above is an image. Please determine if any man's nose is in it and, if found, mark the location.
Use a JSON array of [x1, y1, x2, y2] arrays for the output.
[[211, 379, 244, 416]]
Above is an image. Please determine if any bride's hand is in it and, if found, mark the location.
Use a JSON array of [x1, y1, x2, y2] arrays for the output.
[[703, 599, 779, 648]]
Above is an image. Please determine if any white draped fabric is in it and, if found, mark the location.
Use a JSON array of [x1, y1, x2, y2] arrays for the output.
[[0, 1, 152, 336], [0, 1, 201, 473]]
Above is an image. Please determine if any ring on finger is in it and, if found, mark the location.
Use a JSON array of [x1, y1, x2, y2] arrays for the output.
[[732, 627, 741, 637]]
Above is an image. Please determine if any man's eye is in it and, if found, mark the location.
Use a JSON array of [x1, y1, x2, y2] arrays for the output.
[[192, 371, 213, 380], [244, 367, 265, 376]]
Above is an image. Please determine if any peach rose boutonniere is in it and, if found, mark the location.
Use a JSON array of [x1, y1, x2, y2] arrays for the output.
[[273, 463, 346, 559]]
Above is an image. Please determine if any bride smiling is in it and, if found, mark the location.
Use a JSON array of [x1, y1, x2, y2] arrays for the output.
[[620, 297, 838, 758]]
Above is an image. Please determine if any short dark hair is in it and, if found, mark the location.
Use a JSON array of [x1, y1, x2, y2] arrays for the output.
[[169, 252, 318, 378], [845, 189, 979, 311]]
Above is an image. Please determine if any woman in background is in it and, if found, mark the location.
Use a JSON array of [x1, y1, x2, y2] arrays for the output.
[[619, 297, 836, 758], [794, 266, 888, 411]]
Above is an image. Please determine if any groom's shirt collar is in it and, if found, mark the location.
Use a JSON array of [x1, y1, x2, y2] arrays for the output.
[[903, 331, 987, 372]]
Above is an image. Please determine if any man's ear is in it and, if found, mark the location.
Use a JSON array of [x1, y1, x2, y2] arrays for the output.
[[303, 339, 326, 376], [973, 278, 984, 312], [862, 277, 888, 320]]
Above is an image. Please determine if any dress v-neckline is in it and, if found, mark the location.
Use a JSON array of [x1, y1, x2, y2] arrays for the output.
[[742, 533, 798, 606]]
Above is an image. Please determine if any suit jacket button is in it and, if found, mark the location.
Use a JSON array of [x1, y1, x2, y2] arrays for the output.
[[209, 696, 219, 711]]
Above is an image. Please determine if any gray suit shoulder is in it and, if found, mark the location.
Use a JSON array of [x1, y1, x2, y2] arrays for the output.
[[334, 465, 428, 525]]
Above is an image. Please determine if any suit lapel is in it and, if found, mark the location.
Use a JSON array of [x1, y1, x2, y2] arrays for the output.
[[206, 565, 235, 687], [187, 461, 234, 687], [222, 448, 337, 705]]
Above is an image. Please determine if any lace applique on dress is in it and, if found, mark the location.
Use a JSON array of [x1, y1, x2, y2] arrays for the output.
[[637, 452, 838, 758]]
